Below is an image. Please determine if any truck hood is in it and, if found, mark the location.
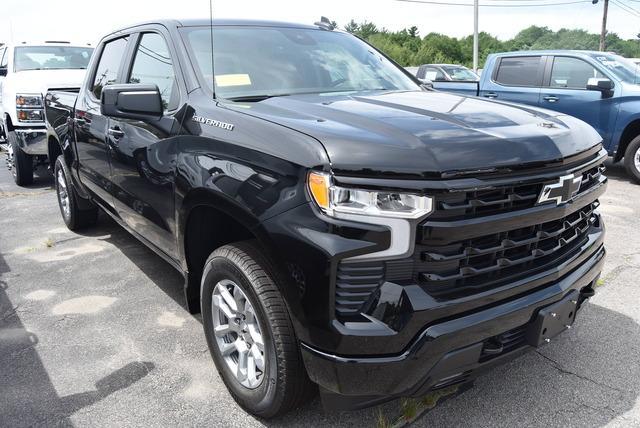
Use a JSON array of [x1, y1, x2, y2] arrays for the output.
[[7, 69, 87, 96], [226, 90, 601, 178]]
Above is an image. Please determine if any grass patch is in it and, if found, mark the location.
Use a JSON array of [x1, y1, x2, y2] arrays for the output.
[[380, 385, 461, 427]]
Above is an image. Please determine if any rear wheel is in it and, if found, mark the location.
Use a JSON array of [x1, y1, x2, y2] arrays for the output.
[[201, 241, 315, 418], [54, 156, 98, 231], [624, 135, 640, 184], [7, 131, 33, 186]]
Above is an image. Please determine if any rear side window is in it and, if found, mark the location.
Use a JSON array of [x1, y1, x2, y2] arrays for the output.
[[550, 56, 605, 89], [128, 33, 178, 111], [91, 36, 129, 99], [494, 56, 542, 87]]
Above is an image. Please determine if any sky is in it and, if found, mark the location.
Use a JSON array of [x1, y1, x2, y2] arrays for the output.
[[0, 0, 638, 46]]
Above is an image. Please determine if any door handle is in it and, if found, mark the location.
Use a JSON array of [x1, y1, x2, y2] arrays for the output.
[[543, 95, 559, 103], [108, 127, 124, 139], [483, 92, 498, 99]]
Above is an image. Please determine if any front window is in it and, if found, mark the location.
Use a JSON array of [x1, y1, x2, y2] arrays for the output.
[[550, 57, 605, 89], [14, 46, 93, 72], [182, 26, 418, 100], [441, 66, 478, 81], [587, 53, 639, 84]]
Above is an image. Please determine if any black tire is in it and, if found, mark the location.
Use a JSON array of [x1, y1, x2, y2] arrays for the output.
[[54, 155, 98, 231], [624, 135, 640, 184], [8, 131, 33, 186], [201, 241, 315, 418]]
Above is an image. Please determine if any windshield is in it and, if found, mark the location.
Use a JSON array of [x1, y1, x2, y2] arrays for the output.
[[442, 66, 478, 81], [182, 26, 419, 100], [588, 53, 639, 84], [14, 46, 93, 71]]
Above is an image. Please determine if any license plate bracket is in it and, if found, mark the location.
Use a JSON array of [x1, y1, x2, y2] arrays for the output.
[[526, 290, 580, 347]]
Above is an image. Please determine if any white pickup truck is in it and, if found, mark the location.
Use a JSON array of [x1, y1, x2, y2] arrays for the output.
[[0, 41, 92, 185]]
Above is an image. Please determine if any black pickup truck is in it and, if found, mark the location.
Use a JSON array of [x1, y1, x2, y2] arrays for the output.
[[44, 19, 607, 418]]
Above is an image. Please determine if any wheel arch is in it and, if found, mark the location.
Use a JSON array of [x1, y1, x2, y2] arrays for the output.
[[614, 117, 640, 162], [178, 188, 280, 314]]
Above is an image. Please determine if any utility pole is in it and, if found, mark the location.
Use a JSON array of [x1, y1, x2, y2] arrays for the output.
[[594, 0, 609, 51], [473, 0, 479, 71]]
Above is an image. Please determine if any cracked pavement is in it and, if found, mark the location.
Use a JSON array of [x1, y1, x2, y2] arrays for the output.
[[1, 160, 639, 427]]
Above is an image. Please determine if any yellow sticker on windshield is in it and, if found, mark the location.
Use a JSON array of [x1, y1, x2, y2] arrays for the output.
[[215, 74, 252, 87]]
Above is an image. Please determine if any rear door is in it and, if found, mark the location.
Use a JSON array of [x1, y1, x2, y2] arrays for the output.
[[107, 30, 182, 258], [74, 35, 131, 208], [538, 55, 617, 145], [480, 55, 545, 105]]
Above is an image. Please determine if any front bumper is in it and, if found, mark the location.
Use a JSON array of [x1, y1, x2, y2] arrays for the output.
[[302, 244, 604, 410], [14, 128, 47, 155]]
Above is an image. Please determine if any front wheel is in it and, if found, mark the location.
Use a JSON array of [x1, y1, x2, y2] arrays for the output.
[[201, 241, 315, 418], [624, 135, 640, 184], [7, 131, 33, 186], [54, 156, 98, 231]]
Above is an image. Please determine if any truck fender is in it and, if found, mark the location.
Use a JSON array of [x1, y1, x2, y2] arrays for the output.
[[612, 107, 640, 162], [176, 187, 295, 314]]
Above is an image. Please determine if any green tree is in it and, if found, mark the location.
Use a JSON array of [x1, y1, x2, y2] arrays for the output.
[[342, 20, 640, 68]]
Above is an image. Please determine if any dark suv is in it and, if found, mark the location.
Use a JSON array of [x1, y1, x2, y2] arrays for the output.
[[44, 19, 607, 418]]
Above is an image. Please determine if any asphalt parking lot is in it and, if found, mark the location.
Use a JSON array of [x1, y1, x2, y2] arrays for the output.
[[1, 160, 639, 428]]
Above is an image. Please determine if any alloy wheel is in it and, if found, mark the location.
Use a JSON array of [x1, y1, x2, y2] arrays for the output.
[[212, 279, 266, 388], [635, 146, 640, 173], [56, 168, 71, 221]]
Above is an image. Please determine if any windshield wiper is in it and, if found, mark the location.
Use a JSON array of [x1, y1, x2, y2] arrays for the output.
[[224, 94, 290, 102]]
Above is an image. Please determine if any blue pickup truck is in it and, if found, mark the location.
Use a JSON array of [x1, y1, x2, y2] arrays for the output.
[[432, 51, 640, 182]]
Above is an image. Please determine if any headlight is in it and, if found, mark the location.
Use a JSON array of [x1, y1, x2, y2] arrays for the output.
[[16, 94, 43, 107], [17, 109, 44, 122], [308, 171, 433, 219]]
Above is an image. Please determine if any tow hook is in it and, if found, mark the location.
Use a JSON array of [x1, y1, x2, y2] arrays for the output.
[[577, 284, 596, 309]]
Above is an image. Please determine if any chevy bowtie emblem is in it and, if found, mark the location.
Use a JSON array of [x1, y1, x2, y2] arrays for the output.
[[538, 174, 582, 206]]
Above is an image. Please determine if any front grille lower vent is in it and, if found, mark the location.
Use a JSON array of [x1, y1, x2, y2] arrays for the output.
[[334, 261, 384, 317]]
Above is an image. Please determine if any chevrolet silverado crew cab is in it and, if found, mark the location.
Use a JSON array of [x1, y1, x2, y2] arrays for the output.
[[431, 50, 640, 183], [45, 20, 607, 418], [0, 41, 92, 185]]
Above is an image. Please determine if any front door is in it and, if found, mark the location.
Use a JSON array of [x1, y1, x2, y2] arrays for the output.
[[538, 56, 617, 146], [107, 31, 181, 258]]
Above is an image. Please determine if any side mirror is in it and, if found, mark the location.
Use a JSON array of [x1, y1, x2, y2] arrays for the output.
[[0, 68, 7, 77], [101, 84, 163, 120], [419, 78, 433, 89], [586, 77, 614, 98]]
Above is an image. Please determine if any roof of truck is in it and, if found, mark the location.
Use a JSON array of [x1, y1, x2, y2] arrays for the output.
[[490, 50, 615, 57], [114, 18, 326, 33]]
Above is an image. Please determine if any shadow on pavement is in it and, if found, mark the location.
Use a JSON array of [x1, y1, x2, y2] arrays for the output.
[[0, 251, 155, 426], [604, 158, 634, 184], [90, 215, 187, 310]]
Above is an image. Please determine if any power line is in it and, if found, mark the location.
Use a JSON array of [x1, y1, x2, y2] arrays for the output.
[[610, 0, 640, 16], [395, 0, 592, 6]]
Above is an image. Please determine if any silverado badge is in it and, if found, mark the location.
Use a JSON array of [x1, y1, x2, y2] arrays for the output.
[[192, 115, 235, 131]]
